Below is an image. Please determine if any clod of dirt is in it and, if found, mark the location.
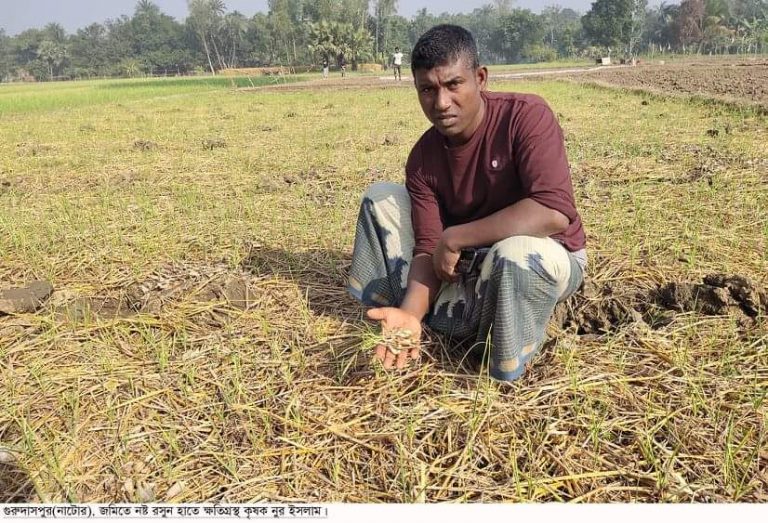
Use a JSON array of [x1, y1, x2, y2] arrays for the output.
[[641, 100, 650, 106], [79, 124, 96, 132], [684, 167, 715, 186], [551, 273, 766, 337], [365, 167, 386, 181], [658, 282, 732, 315], [259, 125, 275, 132], [115, 170, 139, 186], [133, 139, 158, 151], [703, 274, 767, 317], [255, 177, 284, 193], [125, 265, 255, 317], [706, 129, 720, 137], [382, 135, 400, 146], [553, 281, 646, 336], [0, 281, 54, 315], [198, 276, 254, 310], [202, 138, 227, 150], [0, 448, 17, 464], [285, 111, 298, 118], [16, 142, 54, 157], [55, 297, 136, 322], [136, 482, 155, 503], [677, 149, 727, 185], [657, 273, 767, 318]]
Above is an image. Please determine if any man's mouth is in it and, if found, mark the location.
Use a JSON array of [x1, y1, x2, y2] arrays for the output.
[[435, 115, 457, 125]]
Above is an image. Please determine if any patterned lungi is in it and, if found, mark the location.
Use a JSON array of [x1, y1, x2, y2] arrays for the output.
[[348, 182, 585, 382]]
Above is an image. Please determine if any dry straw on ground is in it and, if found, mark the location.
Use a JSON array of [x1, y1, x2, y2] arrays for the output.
[[1, 64, 767, 502]]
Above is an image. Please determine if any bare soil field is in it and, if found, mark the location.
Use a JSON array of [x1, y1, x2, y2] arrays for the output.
[[575, 61, 768, 109]]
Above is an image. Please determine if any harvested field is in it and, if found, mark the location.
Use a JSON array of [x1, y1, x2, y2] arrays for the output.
[[575, 61, 768, 109], [1, 70, 767, 503]]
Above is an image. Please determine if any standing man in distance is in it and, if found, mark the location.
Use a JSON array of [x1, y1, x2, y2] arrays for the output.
[[392, 47, 404, 81], [348, 25, 587, 382]]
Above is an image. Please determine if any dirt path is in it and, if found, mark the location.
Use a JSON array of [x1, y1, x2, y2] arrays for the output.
[[249, 60, 768, 110], [246, 65, 620, 93]]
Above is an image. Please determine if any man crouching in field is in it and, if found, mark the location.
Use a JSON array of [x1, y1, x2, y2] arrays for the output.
[[347, 24, 587, 382]]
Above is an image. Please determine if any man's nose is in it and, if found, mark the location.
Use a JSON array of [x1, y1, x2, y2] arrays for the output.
[[435, 88, 451, 111]]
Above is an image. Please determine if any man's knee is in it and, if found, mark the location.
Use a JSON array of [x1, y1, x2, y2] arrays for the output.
[[362, 182, 408, 205], [484, 236, 572, 294], [359, 182, 412, 239]]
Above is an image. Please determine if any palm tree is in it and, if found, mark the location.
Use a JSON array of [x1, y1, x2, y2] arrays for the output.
[[187, 0, 221, 74], [704, 0, 729, 20], [37, 40, 66, 80], [43, 23, 67, 44], [207, 0, 228, 69], [373, 0, 398, 59], [222, 11, 248, 67], [308, 20, 373, 69], [703, 0, 732, 53], [136, 0, 160, 17]]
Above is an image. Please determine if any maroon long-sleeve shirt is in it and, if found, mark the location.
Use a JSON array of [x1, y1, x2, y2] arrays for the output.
[[405, 91, 586, 257]]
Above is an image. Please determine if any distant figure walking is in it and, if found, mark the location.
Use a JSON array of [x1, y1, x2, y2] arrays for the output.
[[392, 47, 404, 81], [339, 54, 347, 78], [322, 56, 329, 79]]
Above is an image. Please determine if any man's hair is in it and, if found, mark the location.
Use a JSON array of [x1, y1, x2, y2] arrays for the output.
[[411, 24, 479, 72]]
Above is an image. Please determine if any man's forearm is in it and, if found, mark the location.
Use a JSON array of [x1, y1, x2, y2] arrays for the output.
[[399, 254, 442, 321], [443, 198, 569, 251]]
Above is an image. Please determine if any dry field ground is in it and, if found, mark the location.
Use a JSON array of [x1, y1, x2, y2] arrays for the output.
[[0, 63, 767, 503], [575, 59, 768, 111]]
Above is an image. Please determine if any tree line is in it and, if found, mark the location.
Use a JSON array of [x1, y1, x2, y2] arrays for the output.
[[1, 0, 766, 82]]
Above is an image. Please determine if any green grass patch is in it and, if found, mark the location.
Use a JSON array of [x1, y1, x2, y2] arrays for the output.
[[0, 75, 308, 115]]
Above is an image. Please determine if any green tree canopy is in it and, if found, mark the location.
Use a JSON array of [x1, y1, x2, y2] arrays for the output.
[[582, 0, 636, 51], [498, 9, 547, 63], [2, 0, 768, 82]]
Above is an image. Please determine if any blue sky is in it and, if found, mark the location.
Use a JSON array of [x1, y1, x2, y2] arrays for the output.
[[1, 1, 666, 36]]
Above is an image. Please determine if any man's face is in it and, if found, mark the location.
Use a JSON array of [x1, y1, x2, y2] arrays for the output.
[[413, 56, 488, 145]]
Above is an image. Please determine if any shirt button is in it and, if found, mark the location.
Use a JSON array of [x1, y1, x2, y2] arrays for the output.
[[491, 160, 499, 168]]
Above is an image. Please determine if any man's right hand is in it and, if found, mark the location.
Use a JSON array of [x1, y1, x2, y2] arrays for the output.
[[366, 308, 422, 370], [433, 235, 461, 283]]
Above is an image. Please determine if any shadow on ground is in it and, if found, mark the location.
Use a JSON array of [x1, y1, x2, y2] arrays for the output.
[[240, 244, 361, 321], [239, 244, 491, 378]]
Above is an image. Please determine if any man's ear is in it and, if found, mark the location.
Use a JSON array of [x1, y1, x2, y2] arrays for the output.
[[476, 66, 488, 90]]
